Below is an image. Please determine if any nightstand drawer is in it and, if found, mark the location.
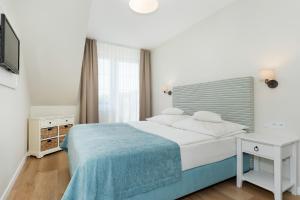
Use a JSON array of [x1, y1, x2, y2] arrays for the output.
[[40, 126, 58, 139], [242, 140, 274, 159], [40, 119, 57, 128], [59, 124, 73, 135], [58, 117, 74, 125], [41, 138, 58, 151]]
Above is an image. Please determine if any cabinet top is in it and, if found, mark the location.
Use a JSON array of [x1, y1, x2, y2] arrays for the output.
[[237, 132, 299, 146], [29, 115, 75, 120]]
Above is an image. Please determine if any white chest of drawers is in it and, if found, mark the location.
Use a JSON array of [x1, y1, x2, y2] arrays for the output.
[[28, 116, 74, 158]]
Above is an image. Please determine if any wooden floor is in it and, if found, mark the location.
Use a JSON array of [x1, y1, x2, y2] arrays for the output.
[[8, 152, 300, 200]]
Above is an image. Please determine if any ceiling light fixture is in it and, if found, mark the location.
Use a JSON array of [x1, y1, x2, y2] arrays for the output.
[[129, 0, 159, 14]]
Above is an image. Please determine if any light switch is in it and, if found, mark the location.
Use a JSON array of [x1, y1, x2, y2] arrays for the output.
[[264, 122, 286, 129]]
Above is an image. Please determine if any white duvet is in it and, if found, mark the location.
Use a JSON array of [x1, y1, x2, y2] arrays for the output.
[[128, 121, 244, 171]]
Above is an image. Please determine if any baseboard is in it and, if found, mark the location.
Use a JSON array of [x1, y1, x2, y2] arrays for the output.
[[0, 154, 27, 200]]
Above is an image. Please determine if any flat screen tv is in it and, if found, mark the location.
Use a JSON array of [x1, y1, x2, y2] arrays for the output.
[[0, 14, 20, 74]]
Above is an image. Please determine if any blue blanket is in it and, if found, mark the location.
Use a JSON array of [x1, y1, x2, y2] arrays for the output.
[[61, 123, 182, 200]]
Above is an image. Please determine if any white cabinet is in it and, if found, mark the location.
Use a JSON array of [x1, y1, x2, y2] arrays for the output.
[[28, 116, 74, 158], [237, 133, 299, 200]]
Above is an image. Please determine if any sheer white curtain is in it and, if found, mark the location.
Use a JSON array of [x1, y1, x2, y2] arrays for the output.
[[98, 42, 140, 123]]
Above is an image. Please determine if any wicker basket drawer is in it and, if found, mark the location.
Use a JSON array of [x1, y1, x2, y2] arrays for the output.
[[59, 135, 66, 144], [59, 124, 73, 135], [41, 138, 58, 151], [40, 126, 58, 139]]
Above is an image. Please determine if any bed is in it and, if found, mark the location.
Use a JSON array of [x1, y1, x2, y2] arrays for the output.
[[62, 77, 254, 200]]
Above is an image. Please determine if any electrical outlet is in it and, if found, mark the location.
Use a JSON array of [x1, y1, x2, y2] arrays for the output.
[[264, 122, 286, 129]]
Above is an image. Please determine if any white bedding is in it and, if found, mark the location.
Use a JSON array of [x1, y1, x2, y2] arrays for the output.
[[128, 121, 243, 171]]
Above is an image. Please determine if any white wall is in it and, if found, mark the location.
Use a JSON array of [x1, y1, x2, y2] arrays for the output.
[[0, 0, 30, 198], [12, 0, 92, 106], [152, 0, 300, 181], [10, 0, 93, 128]]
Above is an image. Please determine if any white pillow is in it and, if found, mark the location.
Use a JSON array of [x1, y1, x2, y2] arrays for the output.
[[213, 121, 248, 137], [172, 117, 248, 138], [193, 111, 222, 123], [146, 115, 189, 126], [161, 107, 184, 115]]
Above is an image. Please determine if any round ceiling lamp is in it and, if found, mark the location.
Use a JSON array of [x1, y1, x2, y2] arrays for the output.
[[129, 0, 159, 14]]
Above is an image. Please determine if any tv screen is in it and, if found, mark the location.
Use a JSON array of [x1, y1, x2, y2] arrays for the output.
[[0, 14, 20, 74]]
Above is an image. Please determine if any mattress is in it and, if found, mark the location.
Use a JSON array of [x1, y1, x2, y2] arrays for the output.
[[128, 121, 243, 171]]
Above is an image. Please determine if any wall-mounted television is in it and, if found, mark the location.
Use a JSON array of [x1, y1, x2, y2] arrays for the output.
[[0, 14, 20, 74]]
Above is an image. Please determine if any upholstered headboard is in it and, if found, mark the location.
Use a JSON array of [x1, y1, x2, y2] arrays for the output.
[[173, 77, 254, 132]]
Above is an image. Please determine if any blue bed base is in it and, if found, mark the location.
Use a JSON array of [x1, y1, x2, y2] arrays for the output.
[[128, 154, 251, 200]]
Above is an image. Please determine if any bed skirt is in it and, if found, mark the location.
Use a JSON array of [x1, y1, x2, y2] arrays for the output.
[[128, 154, 251, 200]]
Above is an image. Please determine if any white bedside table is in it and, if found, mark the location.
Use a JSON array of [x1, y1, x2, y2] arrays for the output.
[[236, 133, 299, 200]]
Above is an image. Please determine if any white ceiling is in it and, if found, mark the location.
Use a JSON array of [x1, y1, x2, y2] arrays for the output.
[[88, 0, 238, 49]]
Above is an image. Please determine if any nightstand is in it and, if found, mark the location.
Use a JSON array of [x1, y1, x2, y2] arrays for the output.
[[236, 133, 299, 200], [28, 116, 74, 158]]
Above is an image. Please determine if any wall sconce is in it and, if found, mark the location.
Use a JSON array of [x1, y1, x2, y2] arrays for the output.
[[259, 69, 279, 88], [161, 82, 173, 95]]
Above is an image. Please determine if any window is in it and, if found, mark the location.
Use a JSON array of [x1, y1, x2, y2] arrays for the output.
[[98, 42, 140, 122]]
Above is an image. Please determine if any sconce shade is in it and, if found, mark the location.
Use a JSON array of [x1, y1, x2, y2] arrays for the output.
[[266, 80, 278, 88], [165, 91, 172, 95], [161, 85, 168, 92], [259, 69, 275, 81], [259, 68, 278, 88], [161, 82, 173, 95]]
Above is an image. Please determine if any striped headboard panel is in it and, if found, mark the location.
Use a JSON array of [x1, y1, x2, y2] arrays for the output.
[[173, 77, 254, 132]]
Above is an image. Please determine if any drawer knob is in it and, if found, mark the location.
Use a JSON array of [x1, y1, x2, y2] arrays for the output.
[[64, 125, 68, 128], [47, 139, 52, 143], [47, 127, 53, 131], [254, 146, 259, 152]]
